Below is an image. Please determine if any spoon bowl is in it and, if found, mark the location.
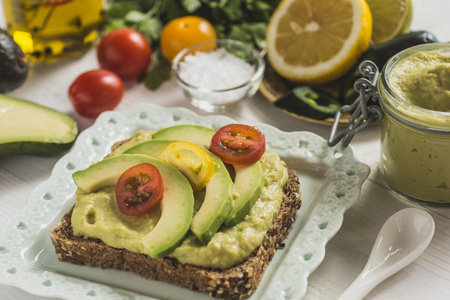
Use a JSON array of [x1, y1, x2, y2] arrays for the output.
[[338, 208, 435, 300]]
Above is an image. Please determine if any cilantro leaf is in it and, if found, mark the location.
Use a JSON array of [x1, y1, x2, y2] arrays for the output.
[[144, 51, 171, 90], [182, 0, 202, 13], [137, 18, 163, 42], [107, 2, 140, 19], [124, 10, 147, 24]]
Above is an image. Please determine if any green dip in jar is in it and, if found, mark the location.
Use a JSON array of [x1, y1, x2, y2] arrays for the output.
[[378, 43, 450, 204], [390, 49, 450, 111]]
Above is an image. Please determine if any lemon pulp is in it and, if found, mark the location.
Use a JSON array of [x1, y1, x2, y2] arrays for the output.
[[366, 0, 412, 45], [266, 0, 372, 84]]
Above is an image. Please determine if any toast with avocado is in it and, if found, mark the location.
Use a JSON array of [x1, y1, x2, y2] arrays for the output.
[[50, 124, 302, 299]]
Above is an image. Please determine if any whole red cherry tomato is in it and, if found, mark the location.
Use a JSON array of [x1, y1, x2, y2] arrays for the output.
[[97, 28, 152, 80], [210, 124, 266, 166], [68, 69, 124, 118], [115, 163, 164, 216]]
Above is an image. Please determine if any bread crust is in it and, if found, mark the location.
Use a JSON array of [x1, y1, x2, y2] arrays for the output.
[[50, 136, 301, 299]]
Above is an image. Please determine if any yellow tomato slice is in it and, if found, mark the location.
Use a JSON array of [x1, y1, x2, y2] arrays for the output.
[[157, 141, 215, 192]]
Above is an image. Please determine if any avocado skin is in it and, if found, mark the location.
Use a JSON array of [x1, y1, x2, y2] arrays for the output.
[[0, 141, 74, 158], [0, 29, 29, 93]]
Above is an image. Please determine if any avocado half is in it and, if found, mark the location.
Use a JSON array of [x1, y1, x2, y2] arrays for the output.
[[0, 94, 78, 158], [0, 29, 29, 93]]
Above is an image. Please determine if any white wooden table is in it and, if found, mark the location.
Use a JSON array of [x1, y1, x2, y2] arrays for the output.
[[1, 1, 450, 299]]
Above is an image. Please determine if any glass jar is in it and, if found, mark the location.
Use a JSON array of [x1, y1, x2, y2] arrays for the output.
[[378, 43, 450, 204], [2, 0, 106, 62]]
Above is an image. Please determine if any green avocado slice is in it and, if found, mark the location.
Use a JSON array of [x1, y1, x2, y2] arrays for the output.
[[152, 124, 216, 148], [72, 154, 194, 259], [124, 138, 234, 244], [224, 162, 265, 227], [124, 139, 175, 158], [190, 150, 233, 243], [0, 94, 77, 157]]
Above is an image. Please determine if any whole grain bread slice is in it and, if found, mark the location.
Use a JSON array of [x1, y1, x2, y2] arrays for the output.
[[50, 167, 301, 299]]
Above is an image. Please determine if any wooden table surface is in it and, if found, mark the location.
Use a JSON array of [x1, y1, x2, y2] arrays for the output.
[[1, 0, 450, 299]]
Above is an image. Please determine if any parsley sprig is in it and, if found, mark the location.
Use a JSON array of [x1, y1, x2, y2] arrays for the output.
[[105, 0, 280, 90]]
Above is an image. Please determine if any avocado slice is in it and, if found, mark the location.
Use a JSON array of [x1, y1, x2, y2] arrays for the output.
[[152, 124, 216, 148], [124, 139, 234, 244], [190, 151, 233, 243], [0, 94, 77, 157], [124, 139, 175, 158], [224, 162, 265, 227], [72, 154, 194, 259]]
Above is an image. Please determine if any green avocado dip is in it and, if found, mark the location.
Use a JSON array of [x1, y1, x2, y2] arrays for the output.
[[379, 45, 450, 203], [389, 49, 450, 112], [71, 131, 288, 269]]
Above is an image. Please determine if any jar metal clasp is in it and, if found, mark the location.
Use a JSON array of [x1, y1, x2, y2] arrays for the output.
[[328, 60, 384, 148]]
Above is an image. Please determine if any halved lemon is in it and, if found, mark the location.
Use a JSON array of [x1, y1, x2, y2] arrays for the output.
[[366, 0, 412, 45], [266, 0, 372, 84]]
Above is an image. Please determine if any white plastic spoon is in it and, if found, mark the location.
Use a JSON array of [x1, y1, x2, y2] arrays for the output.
[[338, 208, 435, 300]]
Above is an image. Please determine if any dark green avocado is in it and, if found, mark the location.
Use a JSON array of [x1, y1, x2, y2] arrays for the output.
[[0, 29, 29, 93], [0, 94, 78, 158]]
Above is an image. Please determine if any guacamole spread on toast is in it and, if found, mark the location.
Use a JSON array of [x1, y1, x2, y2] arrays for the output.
[[71, 131, 288, 269]]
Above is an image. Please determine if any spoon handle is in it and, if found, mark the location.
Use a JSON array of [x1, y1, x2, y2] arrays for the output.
[[337, 273, 379, 300]]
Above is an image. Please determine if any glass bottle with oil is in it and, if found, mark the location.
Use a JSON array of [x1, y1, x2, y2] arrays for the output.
[[2, 0, 106, 62]]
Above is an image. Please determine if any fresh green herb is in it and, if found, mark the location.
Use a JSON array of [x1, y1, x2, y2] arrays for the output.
[[105, 0, 281, 90], [143, 49, 171, 90]]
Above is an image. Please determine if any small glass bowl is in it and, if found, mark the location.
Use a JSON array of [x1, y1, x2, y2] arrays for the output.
[[172, 39, 265, 112]]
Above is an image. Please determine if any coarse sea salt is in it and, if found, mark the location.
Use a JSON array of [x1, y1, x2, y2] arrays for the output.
[[178, 48, 254, 90]]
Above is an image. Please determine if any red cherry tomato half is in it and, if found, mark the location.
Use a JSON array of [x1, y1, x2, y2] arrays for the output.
[[97, 28, 152, 80], [68, 69, 124, 118], [115, 163, 164, 216], [210, 124, 266, 166]]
